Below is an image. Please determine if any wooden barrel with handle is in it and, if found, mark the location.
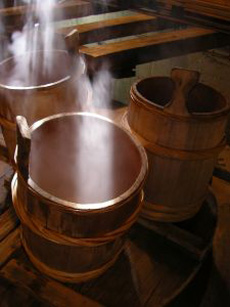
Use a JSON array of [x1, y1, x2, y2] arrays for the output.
[[125, 68, 230, 222]]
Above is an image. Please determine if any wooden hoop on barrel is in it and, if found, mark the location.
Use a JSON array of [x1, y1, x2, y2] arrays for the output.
[[15, 112, 148, 238], [12, 174, 144, 282]]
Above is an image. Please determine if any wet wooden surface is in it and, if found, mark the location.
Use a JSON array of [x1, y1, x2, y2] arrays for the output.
[[0, 115, 220, 306]]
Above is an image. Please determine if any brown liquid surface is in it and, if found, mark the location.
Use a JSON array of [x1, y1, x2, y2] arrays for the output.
[[29, 115, 142, 205], [0, 50, 71, 88]]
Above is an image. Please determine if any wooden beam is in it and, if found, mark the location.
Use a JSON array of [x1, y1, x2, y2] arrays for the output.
[[0, 0, 91, 18], [1, 0, 92, 33], [1, 259, 102, 307], [135, 1, 230, 33], [80, 27, 230, 75], [58, 13, 175, 45]]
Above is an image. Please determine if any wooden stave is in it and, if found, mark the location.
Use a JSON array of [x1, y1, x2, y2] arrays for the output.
[[142, 150, 217, 222], [128, 77, 230, 151], [21, 234, 123, 283], [12, 176, 132, 283], [123, 112, 222, 222], [0, 51, 79, 162], [16, 170, 145, 238]]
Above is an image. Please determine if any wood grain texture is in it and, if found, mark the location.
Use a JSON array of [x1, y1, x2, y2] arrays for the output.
[[80, 27, 230, 74], [0, 275, 50, 307], [1, 0, 92, 33], [0, 105, 218, 305], [0, 50, 79, 162], [12, 181, 126, 283], [0, 228, 21, 268], [0, 220, 208, 306], [1, 259, 102, 306], [81, 27, 215, 57], [0, 206, 18, 242], [127, 77, 229, 151], [71, 224, 204, 306], [57, 13, 175, 45], [124, 72, 229, 221]]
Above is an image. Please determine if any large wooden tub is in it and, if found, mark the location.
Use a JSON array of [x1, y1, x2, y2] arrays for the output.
[[12, 112, 148, 282]]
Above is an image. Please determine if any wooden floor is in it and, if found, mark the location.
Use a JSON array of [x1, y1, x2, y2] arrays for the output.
[[201, 175, 230, 307]]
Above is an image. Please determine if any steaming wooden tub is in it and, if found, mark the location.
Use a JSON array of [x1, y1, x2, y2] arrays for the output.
[[126, 68, 230, 222], [0, 50, 80, 162], [13, 112, 147, 282]]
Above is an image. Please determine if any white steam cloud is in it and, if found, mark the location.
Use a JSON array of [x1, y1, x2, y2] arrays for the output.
[[9, 0, 62, 87]]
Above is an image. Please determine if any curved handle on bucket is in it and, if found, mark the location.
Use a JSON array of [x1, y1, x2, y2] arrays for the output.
[[166, 68, 200, 116], [16, 116, 31, 180]]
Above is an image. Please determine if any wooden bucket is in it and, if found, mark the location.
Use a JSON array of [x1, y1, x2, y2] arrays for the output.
[[126, 68, 230, 222], [0, 31, 80, 163], [12, 112, 147, 282]]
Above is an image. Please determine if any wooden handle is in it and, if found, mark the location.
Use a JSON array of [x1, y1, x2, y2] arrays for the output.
[[65, 28, 79, 55], [16, 116, 31, 180], [166, 68, 200, 116]]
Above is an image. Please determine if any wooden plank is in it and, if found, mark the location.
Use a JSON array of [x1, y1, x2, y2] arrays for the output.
[[0, 228, 21, 267], [1, 259, 102, 307], [58, 13, 156, 35], [80, 27, 230, 75], [138, 218, 206, 260], [185, 2, 230, 21], [70, 224, 200, 306], [0, 275, 50, 307], [1, 0, 92, 33], [0, 0, 91, 18], [117, 0, 230, 33], [57, 13, 172, 45], [80, 27, 215, 57], [0, 206, 19, 241], [138, 189, 217, 262]]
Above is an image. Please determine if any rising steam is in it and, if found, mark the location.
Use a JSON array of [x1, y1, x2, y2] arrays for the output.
[[8, 0, 64, 87]]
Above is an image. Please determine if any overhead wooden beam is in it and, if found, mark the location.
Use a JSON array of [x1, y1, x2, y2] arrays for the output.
[[80, 27, 230, 76]]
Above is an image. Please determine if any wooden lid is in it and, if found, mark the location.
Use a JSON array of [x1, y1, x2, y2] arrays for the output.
[[28, 113, 147, 210]]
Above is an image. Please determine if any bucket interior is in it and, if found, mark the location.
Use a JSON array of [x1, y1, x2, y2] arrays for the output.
[[0, 50, 71, 89], [186, 83, 226, 113], [136, 77, 227, 114], [136, 77, 174, 107], [29, 114, 143, 205]]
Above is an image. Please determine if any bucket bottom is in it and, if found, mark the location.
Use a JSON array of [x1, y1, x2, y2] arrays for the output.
[[141, 198, 204, 222]]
